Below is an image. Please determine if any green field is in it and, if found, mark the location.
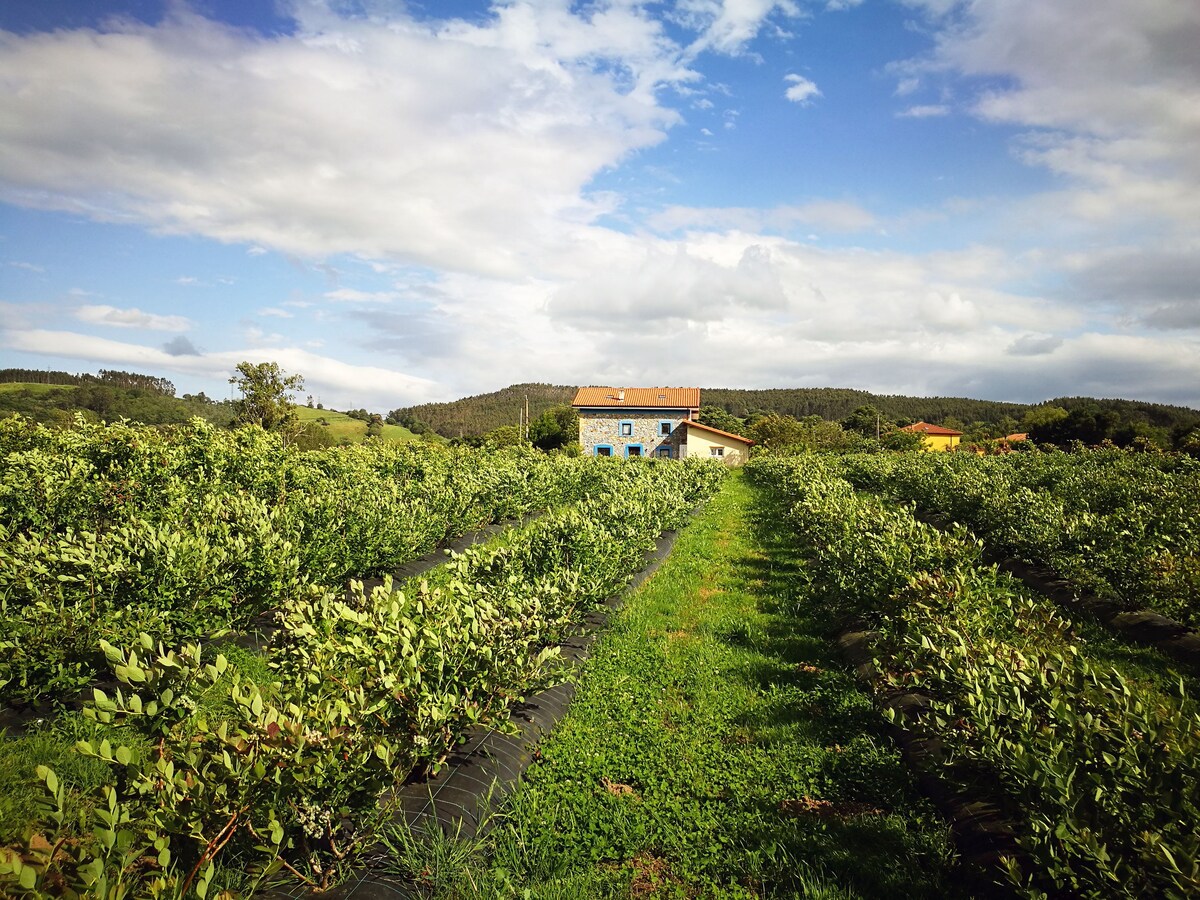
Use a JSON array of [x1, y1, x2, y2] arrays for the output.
[[296, 405, 423, 442], [0, 382, 74, 395]]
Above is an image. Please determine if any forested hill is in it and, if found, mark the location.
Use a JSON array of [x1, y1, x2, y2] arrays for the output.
[[700, 387, 1030, 424], [390, 384, 576, 438], [392, 384, 1200, 439]]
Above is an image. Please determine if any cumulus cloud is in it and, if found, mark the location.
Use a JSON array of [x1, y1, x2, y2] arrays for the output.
[[783, 73, 820, 104], [897, 104, 949, 118], [551, 243, 788, 328], [675, 0, 803, 57], [648, 201, 876, 234], [3, 2, 1196, 409], [162, 335, 201, 356], [3, 328, 439, 409], [76, 304, 191, 331], [903, 0, 1200, 234], [1062, 246, 1200, 329], [324, 288, 399, 304], [0, 4, 687, 280], [1006, 333, 1063, 356]]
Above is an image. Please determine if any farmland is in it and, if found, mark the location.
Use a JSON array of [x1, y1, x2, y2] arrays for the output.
[[747, 452, 1200, 896], [2, 418, 1199, 897], [0, 416, 724, 895]]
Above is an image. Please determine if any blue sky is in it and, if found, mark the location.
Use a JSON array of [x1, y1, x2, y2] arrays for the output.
[[1, 0, 1197, 411]]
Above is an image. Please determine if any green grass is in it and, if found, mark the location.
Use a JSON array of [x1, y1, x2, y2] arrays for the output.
[[0, 643, 277, 846], [0, 713, 150, 844], [0, 382, 74, 395], [295, 406, 422, 443], [385, 471, 963, 898]]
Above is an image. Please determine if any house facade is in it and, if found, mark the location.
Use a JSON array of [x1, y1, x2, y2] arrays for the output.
[[901, 421, 964, 452], [572, 387, 754, 463], [573, 387, 700, 458], [682, 419, 755, 464]]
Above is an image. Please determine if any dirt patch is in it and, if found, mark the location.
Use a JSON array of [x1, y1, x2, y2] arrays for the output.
[[601, 776, 640, 799], [628, 852, 681, 897]]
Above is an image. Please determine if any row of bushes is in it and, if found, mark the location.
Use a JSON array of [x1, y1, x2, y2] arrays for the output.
[[749, 454, 1200, 897], [833, 448, 1200, 626], [2, 449, 726, 896], [0, 417, 602, 709]]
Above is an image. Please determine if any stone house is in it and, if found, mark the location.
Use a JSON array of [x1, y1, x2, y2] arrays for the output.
[[571, 387, 754, 463]]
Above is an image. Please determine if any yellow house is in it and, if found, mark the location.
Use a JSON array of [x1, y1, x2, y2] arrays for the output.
[[901, 421, 963, 452], [681, 420, 754, 465]]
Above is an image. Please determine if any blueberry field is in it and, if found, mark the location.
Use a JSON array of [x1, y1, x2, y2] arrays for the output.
[[2, 419, 1198, 898]]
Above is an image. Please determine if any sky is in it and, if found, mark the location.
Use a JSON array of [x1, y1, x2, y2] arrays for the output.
[[1, 0, 1198, 412]]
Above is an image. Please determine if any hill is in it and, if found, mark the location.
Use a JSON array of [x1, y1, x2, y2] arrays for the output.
[[391, 383, 1200, 446], [295, 406, 421, 444], [390, 383, 576, 439], [0, 380, 235, 427]]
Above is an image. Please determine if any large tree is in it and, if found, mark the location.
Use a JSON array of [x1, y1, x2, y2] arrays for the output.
[[229, 361, 304, 432], [528, 404, 579, 451], [698, 404, 746, 436]]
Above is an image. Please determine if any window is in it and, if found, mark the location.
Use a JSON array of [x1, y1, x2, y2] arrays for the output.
[[657, 447, 672, 458], [619, 420, 634, 436], [625, 444, 643, 457], [594, 445, 613, 457], [658, 420, 673, 436], [710, 446, 725, 457]]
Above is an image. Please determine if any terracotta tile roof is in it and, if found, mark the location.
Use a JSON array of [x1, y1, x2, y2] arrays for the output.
[[684, 420, 754, 444], [572, 386, 700, 409], [901, 421, 964, 437], [1004, 433, 1028, 441]]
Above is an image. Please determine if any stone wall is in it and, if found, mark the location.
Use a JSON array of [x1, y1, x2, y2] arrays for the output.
[[579, 410, 688, 457]]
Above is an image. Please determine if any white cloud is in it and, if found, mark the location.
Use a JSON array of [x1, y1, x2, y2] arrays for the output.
[[258, 307, 294, 318], [674, 0, 803, 56], [904, 0, 1200, 235], [897, 104, 949, 118], [324, 288, 398, 304], [0, 5, 689, 280], [76, 304, 191, 331], [648, 201, 876, 233], [2, 328, 438, 408], [783, 73, 820, 104]]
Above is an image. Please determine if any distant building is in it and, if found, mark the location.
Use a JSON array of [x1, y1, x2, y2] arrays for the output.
[[571, 387, 753, 463], [680, 419, 755, 465], [901, 421, 963, 452]]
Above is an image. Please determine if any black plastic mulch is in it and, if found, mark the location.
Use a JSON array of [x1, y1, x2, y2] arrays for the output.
[[271, 524, 687, 899]]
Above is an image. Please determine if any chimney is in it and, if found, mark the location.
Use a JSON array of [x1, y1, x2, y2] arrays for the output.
[[617, 390, 625, 401]]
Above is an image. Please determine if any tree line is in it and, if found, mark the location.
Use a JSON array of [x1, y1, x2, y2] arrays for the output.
[[6, 368, 1199, 454], [389, 383, 1200, 452], [0, 367, 177, 396]]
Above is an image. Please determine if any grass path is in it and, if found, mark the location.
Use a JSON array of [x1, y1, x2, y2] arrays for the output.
[[387, 471, 963, 898]]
